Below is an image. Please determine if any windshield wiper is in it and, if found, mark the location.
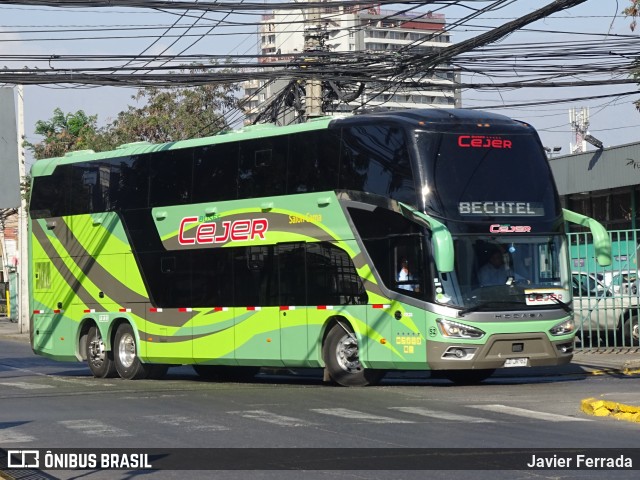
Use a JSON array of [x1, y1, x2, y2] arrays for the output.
[[458, 301, 499, 317]]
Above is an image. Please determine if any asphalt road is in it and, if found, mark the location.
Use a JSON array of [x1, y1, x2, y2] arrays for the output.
[[1, 338, 639, 480]]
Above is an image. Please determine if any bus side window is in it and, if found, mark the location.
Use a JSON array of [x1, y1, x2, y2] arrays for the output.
[[149, 150, 194, 207], [340, 124, 416, 205], [238, 137, 287, 199], [348, 206, 428, 299], [193, 143, 239, 203], [288, 130, 340, 194], [306, 242, 367, 306]]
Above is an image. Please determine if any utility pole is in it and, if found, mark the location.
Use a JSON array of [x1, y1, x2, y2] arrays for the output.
[[17, 85, 29, 334], [303, 0, 324, 119]]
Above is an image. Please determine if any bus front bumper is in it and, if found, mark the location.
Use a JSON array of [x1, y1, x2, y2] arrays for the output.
[[427, 333, 574, 370]]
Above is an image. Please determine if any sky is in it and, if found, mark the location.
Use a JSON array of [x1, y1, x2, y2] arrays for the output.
[[0, 0, 638, 163]]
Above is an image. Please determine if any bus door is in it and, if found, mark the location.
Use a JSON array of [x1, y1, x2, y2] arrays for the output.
[[32, 256, 56, 353], [367, 234, 428, 369], [277, 243, 309, 367], [233, 246, 282, 367]]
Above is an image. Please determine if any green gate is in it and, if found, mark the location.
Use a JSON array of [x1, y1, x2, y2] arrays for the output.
[[569, 229, 640, 351]]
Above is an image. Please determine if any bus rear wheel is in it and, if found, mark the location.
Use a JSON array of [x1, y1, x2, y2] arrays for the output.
[[323, 324, 384, 387], [86, 325, 116, 378], [114, 323, 150, 380]]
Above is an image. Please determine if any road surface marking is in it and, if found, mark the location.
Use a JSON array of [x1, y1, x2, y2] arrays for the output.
[[389, 406, 495, 423], [0, 430, 36, 444], [228, 410, 316, 427], [469, 404, 592, 422], [0, 381, 54, 390], [144, 415, 228, 431], [311, 408, 414, 424], [59, 419, 133, 436]]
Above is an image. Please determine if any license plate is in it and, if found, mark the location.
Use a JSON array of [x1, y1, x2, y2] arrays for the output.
[[504, 357, 528, 367]]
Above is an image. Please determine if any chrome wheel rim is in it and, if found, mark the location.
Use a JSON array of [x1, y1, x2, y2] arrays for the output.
[[118, 332, 136, 368], [335, 333, 362, 373], [88, 332, 106, 367]]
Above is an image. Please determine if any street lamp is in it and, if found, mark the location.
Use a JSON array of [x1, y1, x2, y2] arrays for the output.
[[544, 146, 562, 158], [584, 134, 603, 150]]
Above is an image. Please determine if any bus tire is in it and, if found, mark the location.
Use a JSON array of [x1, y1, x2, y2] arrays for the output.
[[323, 324, 384, 387], [114, 323, 150, 380], [86, 325, 116, 378], [438, 369, 495, 385]]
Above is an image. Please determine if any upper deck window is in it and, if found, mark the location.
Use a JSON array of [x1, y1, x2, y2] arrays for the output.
[[340, 124, 416, 205]]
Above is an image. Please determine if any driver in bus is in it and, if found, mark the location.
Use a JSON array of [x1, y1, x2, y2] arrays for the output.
[[478, 247, 527, 286], [398, 259, 419, 292]]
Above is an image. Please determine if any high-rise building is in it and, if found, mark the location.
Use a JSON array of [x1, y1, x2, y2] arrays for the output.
[[243, 2, 460, 124]]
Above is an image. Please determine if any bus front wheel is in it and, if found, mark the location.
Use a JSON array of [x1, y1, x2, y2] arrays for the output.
[[323, 324, 384, 387], [86, 325, 116, 378], [114, 323, 150, 380]]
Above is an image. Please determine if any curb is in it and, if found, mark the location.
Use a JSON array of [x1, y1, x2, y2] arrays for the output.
[[587, 367, 640, 377], [581, 397, 640, 423]]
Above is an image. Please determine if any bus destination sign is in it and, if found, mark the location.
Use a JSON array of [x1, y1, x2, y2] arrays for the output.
[[458, 201, 544, 216]]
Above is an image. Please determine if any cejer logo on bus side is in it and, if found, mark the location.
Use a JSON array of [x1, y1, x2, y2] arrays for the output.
[[178, 216, 269, 245]]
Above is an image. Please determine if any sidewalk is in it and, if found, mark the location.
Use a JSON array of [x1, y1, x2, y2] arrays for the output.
[[0, 315, 28, 342]]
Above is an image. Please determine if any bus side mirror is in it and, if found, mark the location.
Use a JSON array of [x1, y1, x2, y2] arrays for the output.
[[431, 225, 454, 273], [399, 203, 454, 273], [563, 209, 612, 267]]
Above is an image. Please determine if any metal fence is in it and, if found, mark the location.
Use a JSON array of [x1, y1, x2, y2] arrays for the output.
[[569, 229, 640, 351]]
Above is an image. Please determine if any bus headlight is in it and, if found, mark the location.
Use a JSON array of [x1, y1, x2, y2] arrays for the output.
[[436, 319, 485, 339], [549, 318, 575, 336]]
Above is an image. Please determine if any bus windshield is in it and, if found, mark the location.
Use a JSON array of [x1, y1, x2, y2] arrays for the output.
[[434, 234, 571, 311], [415, 130, 560, 221]]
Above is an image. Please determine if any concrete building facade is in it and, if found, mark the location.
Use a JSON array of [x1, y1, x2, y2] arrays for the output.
[[243, 2, 460, 123], [549, 142, 640, 232]]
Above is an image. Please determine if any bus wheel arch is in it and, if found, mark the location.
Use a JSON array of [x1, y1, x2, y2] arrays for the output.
[[78, 319, 94, 361], [321, 317, 384, 387]]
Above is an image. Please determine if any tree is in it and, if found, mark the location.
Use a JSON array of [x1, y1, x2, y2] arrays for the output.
[[28, 65, 239, 158], [625, 0, 640, 31], [104, 79, 238, 145], [24, 108, 100, 160], [624, 1, 640, 113]]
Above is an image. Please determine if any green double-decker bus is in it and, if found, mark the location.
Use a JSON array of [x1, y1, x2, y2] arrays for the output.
[[28, 108, 611, 386]]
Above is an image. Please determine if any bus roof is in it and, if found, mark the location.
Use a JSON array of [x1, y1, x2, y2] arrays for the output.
[[31, 108, 531, 177]]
